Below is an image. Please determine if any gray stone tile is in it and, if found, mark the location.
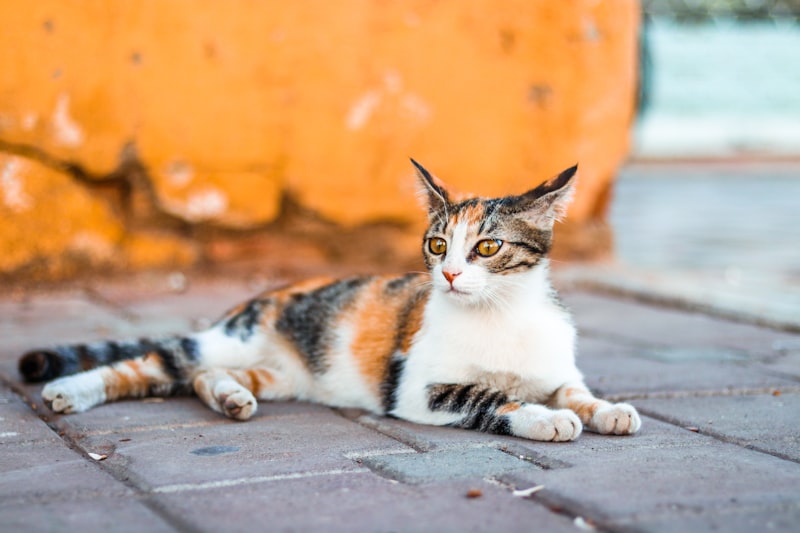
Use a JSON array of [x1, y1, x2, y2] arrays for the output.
[[577, 337, 796, 398], [501, 432, 800, 529], [158, 471, 578, 533], [610, 501, 800, 533], [634, 393, 800, 462], [562, 291, 797, 360], [70, 407, 411, 491], [0, 498, 174, 533], [0, 439, 131, 502], [0, 384, 60, 445], [360, 447, 536, 484]]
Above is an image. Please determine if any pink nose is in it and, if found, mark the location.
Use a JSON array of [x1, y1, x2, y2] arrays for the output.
[[443, 270, 461, 284]]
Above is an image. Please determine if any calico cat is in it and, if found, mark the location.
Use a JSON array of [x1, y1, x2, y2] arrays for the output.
[[18, 160, 640, 442]]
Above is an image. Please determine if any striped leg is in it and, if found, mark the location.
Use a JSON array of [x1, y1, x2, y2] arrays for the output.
[[42, 355, 184, 414], [427, 383, 582, 442], [193, 367, 286, 421], [550, 383, 641, 435]]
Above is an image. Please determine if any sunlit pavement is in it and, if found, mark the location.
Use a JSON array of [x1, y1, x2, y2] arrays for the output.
[[2, 221, 799, 532]]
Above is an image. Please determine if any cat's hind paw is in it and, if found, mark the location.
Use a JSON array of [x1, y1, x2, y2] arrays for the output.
[[42, 374, 107, 414], [513, 407, 583, 442], [589, 402, 641, 435]]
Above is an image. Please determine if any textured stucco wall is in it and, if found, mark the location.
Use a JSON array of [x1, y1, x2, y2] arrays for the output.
[[0, 0, 640, 281]]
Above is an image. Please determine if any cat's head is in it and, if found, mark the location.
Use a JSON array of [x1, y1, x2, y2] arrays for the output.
[[412, 159, 577, 307]]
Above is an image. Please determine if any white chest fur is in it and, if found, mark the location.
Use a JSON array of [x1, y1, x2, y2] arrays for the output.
[[392, 266, 583, 422]]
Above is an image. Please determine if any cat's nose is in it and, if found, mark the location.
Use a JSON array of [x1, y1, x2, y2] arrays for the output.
[[442, 270, 461, 285]]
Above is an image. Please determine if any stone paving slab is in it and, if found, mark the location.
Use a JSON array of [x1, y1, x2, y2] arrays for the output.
[[2, 282, 800, 532], [502, 426, 800, 533], [634, 393, 800, 462], [0, 497, 174, 533], [561, 290, 798, 359], [156, 472, 580, 533], [577, 337, 797, 399], [68, 407, 409, 491]]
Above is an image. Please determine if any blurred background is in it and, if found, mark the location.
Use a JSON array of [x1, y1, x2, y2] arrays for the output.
[[0, 0, 797, 330], [599, 0, 800, 331]]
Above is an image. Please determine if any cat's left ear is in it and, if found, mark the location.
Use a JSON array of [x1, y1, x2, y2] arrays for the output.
[[510, 164, 578, 227], [410, 158, 450, 217]]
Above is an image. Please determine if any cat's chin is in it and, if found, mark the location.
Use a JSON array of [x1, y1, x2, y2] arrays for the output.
[[438, 286, 487, 308]]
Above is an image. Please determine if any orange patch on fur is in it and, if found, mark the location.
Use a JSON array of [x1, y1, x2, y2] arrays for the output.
[[243, 368, 275, 396], [454, 203, 485, 227], [348, 275, 429, 390], [495, 402, 522, 416], [570, 400, 603, 423]]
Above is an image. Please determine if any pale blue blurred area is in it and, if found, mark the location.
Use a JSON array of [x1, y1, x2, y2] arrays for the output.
[[635, 20, 800, 157], [588, 15, 800, 330]]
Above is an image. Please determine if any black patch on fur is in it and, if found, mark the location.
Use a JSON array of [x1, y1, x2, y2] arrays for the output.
[[139, 339, 183, 380], [180, 337, 200, 361], [380, 355, 406, 414], [427, 383, 512, 435], [275, 277, 370, 374], [385, 272, 421, 293], [224, 299, 266, 341], [18, 349, 66, 382]]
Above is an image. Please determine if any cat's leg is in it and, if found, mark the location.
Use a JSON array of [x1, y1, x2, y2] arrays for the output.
[[192, 367, 297, 421], [426, 383, 582, 442], [42, 355, 184, 414], [549, 383, 641, 435]]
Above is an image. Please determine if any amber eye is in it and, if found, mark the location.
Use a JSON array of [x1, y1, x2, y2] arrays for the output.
[[475, 239, 502, 257], [428, 238, 447, 255]]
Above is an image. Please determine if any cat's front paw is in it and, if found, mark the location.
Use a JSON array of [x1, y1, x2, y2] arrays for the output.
[[515, 407, 582, 442], [589, 402, 641, 435], [216, 387, 257, 421], [42, 374, 106, 414]]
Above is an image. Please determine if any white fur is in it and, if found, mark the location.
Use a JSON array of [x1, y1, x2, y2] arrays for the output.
[[392, 261, 583, 424], [310, 323, 384, 412], [42, 370, 107, 413], [194, 328, 267, 369]]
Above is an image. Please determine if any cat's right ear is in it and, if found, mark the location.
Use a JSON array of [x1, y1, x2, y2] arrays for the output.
[[410, 158, 450, 217]]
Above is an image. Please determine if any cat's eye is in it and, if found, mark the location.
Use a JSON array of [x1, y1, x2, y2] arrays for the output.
[[475, 239, 503, 257], [428, 238, 447, 255]]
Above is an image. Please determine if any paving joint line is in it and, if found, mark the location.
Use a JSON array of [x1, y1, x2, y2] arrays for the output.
[[635, 406, 800, 465], [0, 374, 203, 533]]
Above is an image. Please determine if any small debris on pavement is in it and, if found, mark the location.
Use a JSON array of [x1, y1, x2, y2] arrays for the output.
[[573, 516, 596, 531], [465, 489, 483, 498], [512, 485, 544, 497], [87, 452, 107, 461], [772, 389, 781, 396], [142, 398, 164, 403], [686, 426, 700, 432]]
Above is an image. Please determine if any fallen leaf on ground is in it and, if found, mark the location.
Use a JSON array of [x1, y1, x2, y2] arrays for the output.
[[87, 452, 107, 461], [465, 489, 483, 498]]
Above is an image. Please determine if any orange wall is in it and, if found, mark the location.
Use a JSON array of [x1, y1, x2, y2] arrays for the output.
[[0, 1, 640, 280]]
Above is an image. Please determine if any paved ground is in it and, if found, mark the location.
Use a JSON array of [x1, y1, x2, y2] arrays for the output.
[[1, 268, 799, 533]]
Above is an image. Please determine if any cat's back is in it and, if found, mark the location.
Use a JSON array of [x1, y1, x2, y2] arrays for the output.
[[249, 272, 431, 412]]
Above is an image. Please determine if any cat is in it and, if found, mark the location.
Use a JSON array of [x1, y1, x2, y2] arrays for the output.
[[18, 159, 640, 442]]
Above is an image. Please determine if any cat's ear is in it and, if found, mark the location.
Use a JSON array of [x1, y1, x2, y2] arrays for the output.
[[508, 164, 578, 227], [410, 158, 450, 216]]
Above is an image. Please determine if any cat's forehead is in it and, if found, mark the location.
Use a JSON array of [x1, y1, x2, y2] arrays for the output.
[[439, 197, 505, 232]]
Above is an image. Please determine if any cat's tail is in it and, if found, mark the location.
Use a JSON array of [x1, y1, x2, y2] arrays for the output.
[[18, 336, 200, 383]]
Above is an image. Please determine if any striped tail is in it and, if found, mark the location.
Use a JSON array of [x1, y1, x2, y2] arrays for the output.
[[18, 337, 200, 383]]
